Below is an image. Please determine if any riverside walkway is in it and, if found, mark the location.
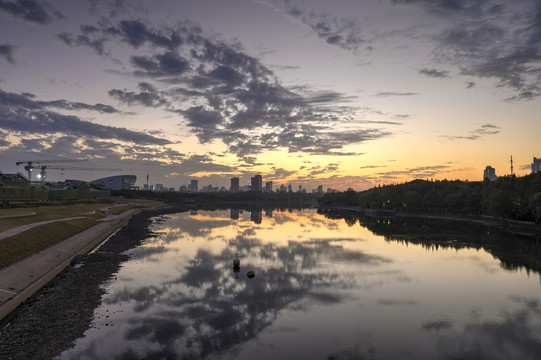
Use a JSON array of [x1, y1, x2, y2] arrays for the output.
[[0, 208, 141, 321]]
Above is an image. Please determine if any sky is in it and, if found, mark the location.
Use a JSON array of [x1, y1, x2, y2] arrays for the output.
[[0, 0, 540, 191]]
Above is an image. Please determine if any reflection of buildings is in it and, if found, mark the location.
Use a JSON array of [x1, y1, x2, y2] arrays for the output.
[[230, 208, 239, 220], [230, 177, 239, 192], [251, 175, 262, 192], [250, 209, 262, 224], [483, 166, 497, 181], [265, 209, 273, 217], [532, 157, 541, 174]]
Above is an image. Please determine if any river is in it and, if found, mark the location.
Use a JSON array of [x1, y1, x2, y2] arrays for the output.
[[57, 208, 541, 360]]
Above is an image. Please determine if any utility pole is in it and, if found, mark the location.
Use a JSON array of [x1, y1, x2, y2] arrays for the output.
[[510, 155, 514, 176]]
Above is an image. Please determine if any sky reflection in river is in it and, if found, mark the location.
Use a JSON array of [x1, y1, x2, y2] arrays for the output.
[[58, 209, 541, 360]]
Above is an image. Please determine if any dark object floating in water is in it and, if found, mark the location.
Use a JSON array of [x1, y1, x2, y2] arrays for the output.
[[247, 271, 255, 278]]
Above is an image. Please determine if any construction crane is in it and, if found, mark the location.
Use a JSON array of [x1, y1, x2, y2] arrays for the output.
[[38, 165, 122, 183], [15, 159, 88, 182]]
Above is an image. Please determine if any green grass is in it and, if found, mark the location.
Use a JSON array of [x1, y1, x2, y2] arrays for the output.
[[0, 203, 110, 232], [0, 218, 97, 268], [0, 199, 166, 268]]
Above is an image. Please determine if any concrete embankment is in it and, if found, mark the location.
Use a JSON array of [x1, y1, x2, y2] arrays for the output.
[[0, 208, 141, 321]]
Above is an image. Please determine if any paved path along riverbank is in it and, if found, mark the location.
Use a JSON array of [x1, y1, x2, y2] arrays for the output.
[[0, 208, 141, 321]]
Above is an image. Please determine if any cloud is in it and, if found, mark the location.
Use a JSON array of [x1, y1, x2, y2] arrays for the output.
[[55, 17, 395, 158], [0, 0, 63, 25], [0, 88, 171, 145], [130, 52, 190, 76], [56, 32, 108, 57], [0, 89, 119, 113], [108, 82, 169, 107], [0, 43, 17, 64], [375, 164, 452, 180], [443, 123, 500, 140], [375, 92, 419, 97], [274, 2, 366, 52], [419, 68, 450, 78], [398, 0, 541, 100]]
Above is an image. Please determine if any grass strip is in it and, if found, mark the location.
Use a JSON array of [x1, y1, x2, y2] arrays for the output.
[[0, 218, 96, 269]]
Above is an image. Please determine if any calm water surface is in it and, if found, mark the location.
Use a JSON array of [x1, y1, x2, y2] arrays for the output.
[[58, 209, 541, 360]]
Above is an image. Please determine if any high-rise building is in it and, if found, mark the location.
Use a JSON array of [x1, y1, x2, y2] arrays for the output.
[[532, 157, 541, 174], [287, 184, 292, 193], [231, 177, 240, 192], [251, 174, 262, 192], [483, 166, 497, 182], [317, 185, 323, 194], [265, 181, 273, 193], [279, 184, 286, 193], [190, 179, 198, 192]]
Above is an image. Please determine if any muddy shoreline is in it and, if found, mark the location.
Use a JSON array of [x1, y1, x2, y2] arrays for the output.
[[0, 206, 185, 360]]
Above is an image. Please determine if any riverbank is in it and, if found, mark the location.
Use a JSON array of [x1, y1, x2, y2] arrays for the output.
[[0, 206, 185, 359], [318, 205, 541, 238]]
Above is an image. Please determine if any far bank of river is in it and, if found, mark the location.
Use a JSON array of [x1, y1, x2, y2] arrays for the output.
[[318, 204, 541, 238]]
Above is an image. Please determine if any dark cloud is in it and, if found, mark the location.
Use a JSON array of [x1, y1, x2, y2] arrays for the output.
[[56, 17, 393, 158], [419, 68, 450, 78], [0, 0, 63, 25], [115, 19, 183, 49], [280, 4, 365, 52], [56, 32, 108, 57], [0, 89, 170, 145], [398, 0, 541, 100], [0, 43, 17, 64], [0, 89, 119, 113], [390, 0, 489, 16], [130, 51, 190, 76], [108, 82, 169, 107]]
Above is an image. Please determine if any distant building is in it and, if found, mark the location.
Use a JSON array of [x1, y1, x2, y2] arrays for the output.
[[265, 181, 273, 193], [179, 184, 187, 192], [230, 177, 240, 192], [317, 185, 323, 194], [190, 179, 198, 192], [287, 184, 292, 193], [483, 166, 497, 182], [155, 183, 165, 191], [251, 174, 262, 192], [532, 157, 541, 174], [279, 184, 287, 193], [91, 175, 136, 190]]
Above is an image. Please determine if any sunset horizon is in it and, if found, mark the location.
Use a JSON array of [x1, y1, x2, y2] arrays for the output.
[[1, 0, 540, 191]]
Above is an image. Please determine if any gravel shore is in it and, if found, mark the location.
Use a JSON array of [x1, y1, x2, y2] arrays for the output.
[[0, 206, 184, 360]]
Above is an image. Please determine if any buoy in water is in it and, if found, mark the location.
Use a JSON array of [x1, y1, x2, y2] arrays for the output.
[[247, 271, 255, 278]]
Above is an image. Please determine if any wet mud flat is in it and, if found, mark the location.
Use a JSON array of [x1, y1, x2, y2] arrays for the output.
[[0, 206, 183, 360]]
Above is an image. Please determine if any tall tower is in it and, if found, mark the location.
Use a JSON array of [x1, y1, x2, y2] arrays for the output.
[[510, 155, 514, 176]]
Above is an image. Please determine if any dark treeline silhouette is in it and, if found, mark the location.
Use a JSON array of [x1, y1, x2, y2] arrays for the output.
[[319, 173, 541, 223], [113, 189, 321, 204], [318, 209, 541, 277]]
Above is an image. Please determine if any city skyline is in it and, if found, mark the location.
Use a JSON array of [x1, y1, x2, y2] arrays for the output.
[[1, 0, 540, 190]]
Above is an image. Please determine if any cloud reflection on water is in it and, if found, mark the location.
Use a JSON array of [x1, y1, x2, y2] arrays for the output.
[[99, 226, 389, 359], [59, 209, 541, 360]]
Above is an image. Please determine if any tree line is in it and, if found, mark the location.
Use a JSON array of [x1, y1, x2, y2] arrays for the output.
[[319, 173, 541, 223]]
